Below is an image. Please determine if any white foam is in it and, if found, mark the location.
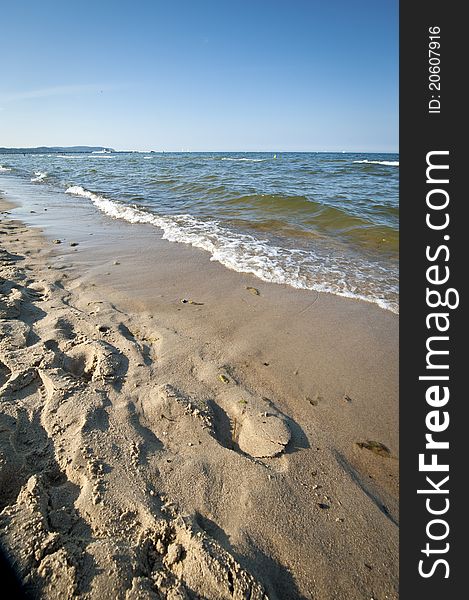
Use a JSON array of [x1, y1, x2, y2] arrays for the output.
[[65, 185, 398, 313], [220, 158, 266, 162], [31, 171, 47, 182], [0, 165, 12, 172], [353, 160, 399, 166]]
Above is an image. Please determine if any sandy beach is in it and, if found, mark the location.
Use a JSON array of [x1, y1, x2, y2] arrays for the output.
[[0, 192, 398, 599]]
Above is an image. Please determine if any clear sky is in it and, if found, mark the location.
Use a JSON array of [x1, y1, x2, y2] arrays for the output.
[[0, 0, 398, 152]]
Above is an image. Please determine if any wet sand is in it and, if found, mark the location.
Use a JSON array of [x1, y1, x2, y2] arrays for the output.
[[0, 189, 398, 600]]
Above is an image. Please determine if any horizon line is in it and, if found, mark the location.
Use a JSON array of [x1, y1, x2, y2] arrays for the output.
[[1, 146, 399, 154]]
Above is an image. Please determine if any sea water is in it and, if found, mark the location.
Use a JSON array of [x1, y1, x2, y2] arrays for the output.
[[0, 152, 399, 312]]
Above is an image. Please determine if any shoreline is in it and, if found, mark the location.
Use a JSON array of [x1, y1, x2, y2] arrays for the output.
[[0, 158, 399, 315], [0, 191, 398, 599]]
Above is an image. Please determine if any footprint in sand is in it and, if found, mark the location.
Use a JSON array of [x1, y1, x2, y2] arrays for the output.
[[193, 362, 292, 459], [62, 341, 121, 383], [52, 317, 77, 341], [24, 281, 52, 302], [217, 385, 291, 459], [0, 290, 22, 319], [0, 321, 31, 350]]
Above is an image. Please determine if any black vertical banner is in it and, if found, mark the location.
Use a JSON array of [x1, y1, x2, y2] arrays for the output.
[[400, 2, 464, 598]]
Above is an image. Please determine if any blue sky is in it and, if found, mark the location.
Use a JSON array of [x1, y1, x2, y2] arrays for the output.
[[0, 0, 398, 152]]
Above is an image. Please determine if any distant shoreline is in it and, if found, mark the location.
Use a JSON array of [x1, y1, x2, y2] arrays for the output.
[[1, 147, 399, 155], [0, 146, 114, 155]]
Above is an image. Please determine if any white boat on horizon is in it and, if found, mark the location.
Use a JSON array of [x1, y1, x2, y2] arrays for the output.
[[91, 148, 113, 154]]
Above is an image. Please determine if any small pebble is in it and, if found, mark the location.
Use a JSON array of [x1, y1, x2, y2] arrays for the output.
[[246, 286, 260, 295]]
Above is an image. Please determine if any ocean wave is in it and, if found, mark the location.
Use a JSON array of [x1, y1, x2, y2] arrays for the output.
[[65, 184, 398, 313], [220, 158, 266, 162], [0, 165, 12, 172], [353, 160, 399, 166], [31, 171, 47, 182]]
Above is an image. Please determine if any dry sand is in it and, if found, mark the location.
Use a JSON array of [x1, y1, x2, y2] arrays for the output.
[[0, 193, 398, 599]]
